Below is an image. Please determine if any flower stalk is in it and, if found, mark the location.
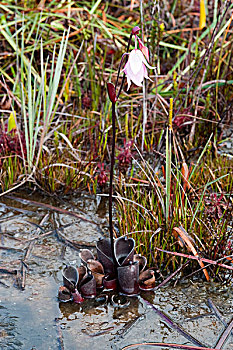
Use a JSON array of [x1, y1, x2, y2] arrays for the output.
[[107, 84, 117, 268], [107, 26, 155, 271], [106, 29, 136, 271]]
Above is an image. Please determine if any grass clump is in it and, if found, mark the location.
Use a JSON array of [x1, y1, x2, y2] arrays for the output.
[[0, 0, 232, 281]]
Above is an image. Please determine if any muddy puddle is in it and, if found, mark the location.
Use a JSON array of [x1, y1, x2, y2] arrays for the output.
[[0, 192, 232, 350]]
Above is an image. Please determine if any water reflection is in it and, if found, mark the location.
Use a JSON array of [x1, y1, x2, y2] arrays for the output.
[[58, 292, 142, 321]]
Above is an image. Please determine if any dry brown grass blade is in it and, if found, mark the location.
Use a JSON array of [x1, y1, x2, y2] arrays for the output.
[[173, 226, 210, 281], [53, 27, 86, 43], [155, 248, 233, 271], [166, 26, 207, 34], [53, 7, 86, 13], [0, 80, 21, 108], [181, 162, 191, 205]]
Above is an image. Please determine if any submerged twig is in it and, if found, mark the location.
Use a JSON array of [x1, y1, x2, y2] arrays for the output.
[[5, 195, 98, 226], [121, 342, 218, 350], [0, 266, 17, 274], [214, 317, 233, 349], [55, 227, 96, 250], [82, 326, 114, 337], [141, 298, 208, 348], [0, 246, 23, 252], [24, 222, 77, 243], [207, 299, 227, 327], [0, 203, 39, 216], [115, 315, 144, 340], [208, 298, 233, 338], [185, 313, 214, 322], [152, 260, 190, 290], [18, 214, 49, 290]]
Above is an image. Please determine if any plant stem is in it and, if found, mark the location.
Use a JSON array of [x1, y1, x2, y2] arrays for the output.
[[165, 98, 173, 225], [109, 101, 117, 267], [116, 32, 133, 99], [108, 31, 134, 268]]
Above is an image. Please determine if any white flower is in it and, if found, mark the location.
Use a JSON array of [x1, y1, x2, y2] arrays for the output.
[[123, 49, 155, 90]]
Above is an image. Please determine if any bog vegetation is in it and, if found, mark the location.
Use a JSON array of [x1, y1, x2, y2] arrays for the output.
[[0, 0, 232, 281]]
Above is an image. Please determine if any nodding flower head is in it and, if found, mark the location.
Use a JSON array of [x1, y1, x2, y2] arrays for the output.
[[123, 48, 155, 90]]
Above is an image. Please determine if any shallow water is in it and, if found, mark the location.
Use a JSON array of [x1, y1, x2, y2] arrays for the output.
[[0, 192, 232, 350]]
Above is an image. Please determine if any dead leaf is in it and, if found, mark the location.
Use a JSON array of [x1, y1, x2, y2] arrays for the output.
[[173, 226, 210, 281]]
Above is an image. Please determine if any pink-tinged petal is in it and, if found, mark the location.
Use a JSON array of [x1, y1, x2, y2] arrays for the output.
[[138, 38, 150, 61], [126, 62, 144, 87], [143, 65, 149, 79], [141, 46, 149, 62], [123, 60, 129, 72], [122, 49, 154, 90], [141, 55, 156, 70], [123, 61, 132, 90], [123, 67, 132, 90], [128, 50, 143, 75], [143, 65, 153, 82], [137, 37, 143, 49], [126, 74, 132, 90]]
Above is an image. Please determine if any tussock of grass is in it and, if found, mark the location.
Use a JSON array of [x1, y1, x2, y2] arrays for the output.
[[0, 0, 232, 280]]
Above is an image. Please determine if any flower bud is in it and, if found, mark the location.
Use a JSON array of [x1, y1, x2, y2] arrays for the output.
[[138, 37, 149, 62], [107, 82, 117, 103], [132, 26, 140, 35]]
